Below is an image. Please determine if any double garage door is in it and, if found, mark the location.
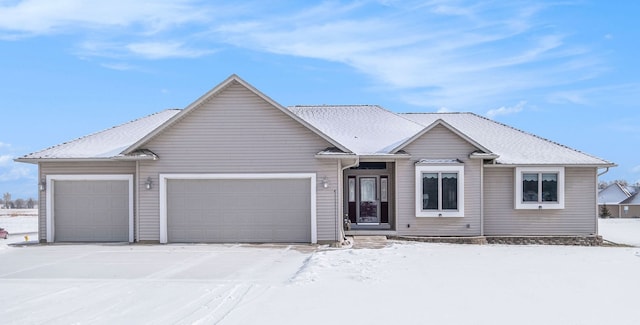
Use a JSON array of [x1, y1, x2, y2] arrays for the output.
[[165, 177, 312, 243]]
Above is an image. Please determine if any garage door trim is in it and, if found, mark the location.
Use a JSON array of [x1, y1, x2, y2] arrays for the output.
[[46, 174, 134, 243], [159, 173, 317, 244]]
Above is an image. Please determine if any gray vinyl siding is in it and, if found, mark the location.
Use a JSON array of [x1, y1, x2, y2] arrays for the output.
[[396, 124, 482, 236], [484, 167, 598, 235], [138, 81, 338, 242], [38, 161, 136, 242]]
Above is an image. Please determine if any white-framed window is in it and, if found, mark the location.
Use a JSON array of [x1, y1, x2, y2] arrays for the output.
[[415, 164, 464, 217], [514, 167, 565, 210]]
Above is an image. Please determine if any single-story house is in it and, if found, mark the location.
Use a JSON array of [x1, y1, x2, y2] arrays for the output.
[[16, 75, 615, 244], [598, 183, 640, 218]]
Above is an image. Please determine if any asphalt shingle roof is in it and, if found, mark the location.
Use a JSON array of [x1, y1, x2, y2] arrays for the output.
[[288, 105, 424, 155], [18, 109, 179, 160], [401, 112, 612, 165], [18, 103, 612, 167]]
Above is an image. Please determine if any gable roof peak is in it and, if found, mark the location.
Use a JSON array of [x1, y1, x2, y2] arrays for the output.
[[123, 74, 351, 155]]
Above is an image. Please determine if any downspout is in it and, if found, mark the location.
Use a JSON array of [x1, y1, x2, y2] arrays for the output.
[[338, 157, 360, 241], [480, 160, 484, 237], [135, 161, 140, 243], [597, 167, 610, 177]]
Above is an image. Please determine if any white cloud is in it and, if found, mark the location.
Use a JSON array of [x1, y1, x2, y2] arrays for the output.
[[437, 107, 452, 113], [486, 101, 526, 118], [0, 0, 217, 59], [211, 1, 604, 110], [0, 142, 11, 148], [126, 41, 215, 59], [631, 165, 640, 173], [77, 40, 216, 60], [0, 153, 34, 182], [0, 0, 209, 37], [0, 154, 13, 166], [548, 83, 640, 107], [0, 164, 32, 182], [100, 62, 136, 71], [0, 1, 608, 110]]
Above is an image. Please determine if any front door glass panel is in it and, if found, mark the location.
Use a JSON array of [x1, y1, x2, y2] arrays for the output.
[[358, 177, 379, 223]]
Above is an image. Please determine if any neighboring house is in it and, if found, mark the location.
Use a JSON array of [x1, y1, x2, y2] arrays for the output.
[[598, 183, 640, 218], [16, 75, 615, 244]]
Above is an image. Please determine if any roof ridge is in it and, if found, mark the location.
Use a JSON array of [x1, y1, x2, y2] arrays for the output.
[[18, 109, 180, 158], [289, 104, 380, 108], [401, 112, 469, 115]]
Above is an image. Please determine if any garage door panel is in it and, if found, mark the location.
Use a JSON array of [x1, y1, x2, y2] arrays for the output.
[[167, 178, 311, 243], [54, 180, 129, 242]]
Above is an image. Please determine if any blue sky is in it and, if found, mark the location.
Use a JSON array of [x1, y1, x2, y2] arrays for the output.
[[1, 0, 639, 199]]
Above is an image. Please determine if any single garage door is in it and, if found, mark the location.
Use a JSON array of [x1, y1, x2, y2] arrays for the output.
[[53, 180, 129, 242], [167, 178, 311, 243]]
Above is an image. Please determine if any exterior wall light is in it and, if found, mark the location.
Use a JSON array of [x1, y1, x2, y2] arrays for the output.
[[322, 176, 329, 188], [145, 177, 153, 190], [39, 178, 46, 192]]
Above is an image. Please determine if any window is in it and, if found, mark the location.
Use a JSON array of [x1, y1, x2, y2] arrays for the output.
[[515, 167, 564, 209], [415, 164, 464, 217]]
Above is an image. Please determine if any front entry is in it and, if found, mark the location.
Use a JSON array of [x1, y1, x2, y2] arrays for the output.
[[345, 162, 392, 228]]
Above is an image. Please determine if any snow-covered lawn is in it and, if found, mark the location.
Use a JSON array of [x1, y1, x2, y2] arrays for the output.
[[599, 218, 640, 246], [0, 216, 639, 324]]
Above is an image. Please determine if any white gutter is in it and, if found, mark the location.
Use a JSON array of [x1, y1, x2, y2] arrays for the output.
[[597, 167, 610, 177], [480, 160, 484, 236], [135, 161, 140, 242], [595, 167, 612, 236]]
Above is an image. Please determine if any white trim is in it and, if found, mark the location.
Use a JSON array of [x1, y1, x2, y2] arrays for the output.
[[159, 173, 317, 244], [415, 165, 465, 217], [46, 174, 134, 243], [514, 167, 565, 210]]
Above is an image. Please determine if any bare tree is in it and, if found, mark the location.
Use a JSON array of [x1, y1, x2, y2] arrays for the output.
[[14, 198, 25, 209], [27, 198, 35, 209], [598, 179, 633, 189], [598, 181, 608, 190], [2, 192, 10, 209], [615, 179, 629, 187]]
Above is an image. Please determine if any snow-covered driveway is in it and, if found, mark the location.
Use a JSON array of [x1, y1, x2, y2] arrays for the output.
[[1, 216, 640, 324], [2, 242, 640, 325], [0, 244, 313, 324]]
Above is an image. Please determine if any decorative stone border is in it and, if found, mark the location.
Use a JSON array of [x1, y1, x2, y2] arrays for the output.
[[485, 235, 603, 246], [389, 236, 488, 245], [390, 235, 603, 246]]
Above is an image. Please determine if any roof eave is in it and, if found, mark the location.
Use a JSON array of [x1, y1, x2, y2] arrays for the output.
[[469, 152, 500, 160], [315, 153, 412, 160], [484, 162, 617, 168], [14, 157, 124, 164]]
